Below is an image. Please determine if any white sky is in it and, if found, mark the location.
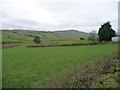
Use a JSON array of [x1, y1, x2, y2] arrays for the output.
[[0, 0, 119, 32]]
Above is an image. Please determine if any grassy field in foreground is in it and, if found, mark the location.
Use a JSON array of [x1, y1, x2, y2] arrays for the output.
[[2, 44, 118, 88]]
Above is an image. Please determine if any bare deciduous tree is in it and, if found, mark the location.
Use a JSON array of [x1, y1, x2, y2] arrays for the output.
[[89, 30, 97, 43]]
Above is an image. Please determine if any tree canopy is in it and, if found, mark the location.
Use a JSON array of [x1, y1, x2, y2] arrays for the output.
[[33, 35, 41, 44], [98, 22, 116, 42]]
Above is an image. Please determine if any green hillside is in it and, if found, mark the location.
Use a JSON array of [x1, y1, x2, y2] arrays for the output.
[[1, 29, 89, 42]]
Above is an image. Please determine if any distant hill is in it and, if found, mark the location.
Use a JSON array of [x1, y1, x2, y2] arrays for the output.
[[1, 29, 89, 42]]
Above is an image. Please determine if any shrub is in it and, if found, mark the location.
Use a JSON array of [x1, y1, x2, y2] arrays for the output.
[[33, 36, 41, 44], [103, 78, 119, 88]]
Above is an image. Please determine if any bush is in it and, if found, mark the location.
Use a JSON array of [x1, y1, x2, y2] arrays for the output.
[[112, 72, 120, 83], [33, 36, 41, 44], [80, 37, 85, 40], [104, 78, 119, 88]]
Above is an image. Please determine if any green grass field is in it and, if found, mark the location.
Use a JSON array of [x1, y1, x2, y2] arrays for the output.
[[2, 33, 33, 42], [2, 44, 118, 88], [55, 39, 91, 45]]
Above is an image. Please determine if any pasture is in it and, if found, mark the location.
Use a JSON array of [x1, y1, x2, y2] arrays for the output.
[[2, 30, 89, 42], [2, 44, 118, 88], [44, 39, 91, 45]]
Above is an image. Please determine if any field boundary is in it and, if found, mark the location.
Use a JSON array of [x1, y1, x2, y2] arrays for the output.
[[27, 42, 118, 48]]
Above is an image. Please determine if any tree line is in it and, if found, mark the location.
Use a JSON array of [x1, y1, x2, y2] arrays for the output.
[[33, 21, 116, 44]]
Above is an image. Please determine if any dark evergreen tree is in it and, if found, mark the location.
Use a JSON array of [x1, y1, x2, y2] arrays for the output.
[[98, 22, 116, 42]]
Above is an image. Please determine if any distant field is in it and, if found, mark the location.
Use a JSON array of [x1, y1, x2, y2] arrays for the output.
[[2, 30, 92, 48], [41, 39, 92, 46], [2, 32, 33, 42], [2, 30, 89, 42], [2, 44, 118, 88]]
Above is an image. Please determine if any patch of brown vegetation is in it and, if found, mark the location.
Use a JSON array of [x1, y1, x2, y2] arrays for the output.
[[53, 52, 119, 88], [1, 42, 24, 48], [1, 43, 18, 48]]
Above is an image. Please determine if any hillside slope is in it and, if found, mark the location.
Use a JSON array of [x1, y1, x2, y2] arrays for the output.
[[2, 29, 89, 42]]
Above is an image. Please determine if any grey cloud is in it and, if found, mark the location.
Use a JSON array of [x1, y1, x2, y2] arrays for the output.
[[0, 0, 118, 32]]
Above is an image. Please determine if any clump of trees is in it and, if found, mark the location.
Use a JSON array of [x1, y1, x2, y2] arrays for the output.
[[98, 22, 116, 42], [33, 35, 41, 44]]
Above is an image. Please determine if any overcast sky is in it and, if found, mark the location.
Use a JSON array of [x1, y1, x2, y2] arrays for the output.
[[0, 0, 119, 32]]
